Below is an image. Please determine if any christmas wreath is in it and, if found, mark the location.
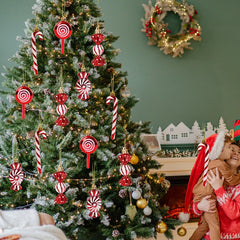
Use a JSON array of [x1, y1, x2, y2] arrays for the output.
[[141, 0, 201, 58]]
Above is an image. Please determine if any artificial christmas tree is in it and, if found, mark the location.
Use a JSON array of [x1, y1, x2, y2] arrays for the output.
[[0, 0, 179, 239]]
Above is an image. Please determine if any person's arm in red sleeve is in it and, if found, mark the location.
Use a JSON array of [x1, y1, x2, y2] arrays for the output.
[[215, 185, 240, 220]]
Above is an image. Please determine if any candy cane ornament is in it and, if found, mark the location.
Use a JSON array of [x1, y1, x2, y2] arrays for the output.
[[32, 29, 43, 75], [35, 129, 47, 174], [106, 93, 118, 140]]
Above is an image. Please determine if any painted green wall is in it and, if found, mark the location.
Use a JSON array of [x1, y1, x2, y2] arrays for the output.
[[1, 0, 240, 132]]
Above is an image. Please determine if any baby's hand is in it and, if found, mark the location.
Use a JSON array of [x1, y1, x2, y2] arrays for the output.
[[197, 195, 216, 213], [207, 168, 224, 190]]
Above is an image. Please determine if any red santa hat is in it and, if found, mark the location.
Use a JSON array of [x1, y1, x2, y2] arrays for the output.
[[182, 131, 225, 221]]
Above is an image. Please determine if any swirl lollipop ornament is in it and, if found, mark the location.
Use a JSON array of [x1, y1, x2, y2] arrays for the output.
[[54, 20, 72, 54], [80, 136, 98, 169], [15, 86, 33, 119]]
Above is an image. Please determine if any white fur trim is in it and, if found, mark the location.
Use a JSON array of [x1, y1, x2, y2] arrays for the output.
[[0, 209, 40, 230], [209, 131, 225, 160], [179, 212, 190, 223]]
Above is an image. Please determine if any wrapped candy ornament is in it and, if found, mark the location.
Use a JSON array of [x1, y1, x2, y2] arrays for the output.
[[9, 159, 24, 191], [118, 147, 132, 186], [91, 26, 105, 66], [53, 165, 68, 205], [87, 189, 102, 218], [55, 88, 69, 126]]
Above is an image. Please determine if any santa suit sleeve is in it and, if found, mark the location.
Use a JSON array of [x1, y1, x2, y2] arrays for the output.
[[215, 185, 240, 220]]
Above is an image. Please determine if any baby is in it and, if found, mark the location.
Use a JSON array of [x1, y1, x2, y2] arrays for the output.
[[185, 132, 240, 240]]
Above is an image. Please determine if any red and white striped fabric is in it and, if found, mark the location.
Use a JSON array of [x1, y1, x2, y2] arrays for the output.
[[93, 45, 104, 56], [120, 164, 131, 175], [106, 95, 118, 140], [32, 30, 43, 75], [55, 182, 67, 194], [35, 129, 47, 174], [56, 104, 67, 115]]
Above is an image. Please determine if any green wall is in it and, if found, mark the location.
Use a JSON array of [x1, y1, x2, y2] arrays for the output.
[[1, 0, 240, 132]]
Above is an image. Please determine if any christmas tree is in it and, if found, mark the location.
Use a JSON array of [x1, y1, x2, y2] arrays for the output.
[[0, 0, 179, 239]]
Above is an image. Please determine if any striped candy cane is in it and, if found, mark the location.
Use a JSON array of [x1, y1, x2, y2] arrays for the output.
[[198, 143, 210, 186], [35, 129, 47, 174], [106, 95, 118, 140], [32, 30, 43, 75]]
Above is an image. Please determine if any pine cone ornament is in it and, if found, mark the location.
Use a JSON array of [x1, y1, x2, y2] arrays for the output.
[[112, 229, 120, 238], [118, 189, 127, 198], [44, 88, 51, 95]]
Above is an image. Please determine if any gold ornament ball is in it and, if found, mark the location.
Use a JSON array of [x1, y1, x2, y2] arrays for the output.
[[136, 198, 147, 209], [156, 221, 167, 233], [177, 226, 187, 236], [130, 154, 139, 165]]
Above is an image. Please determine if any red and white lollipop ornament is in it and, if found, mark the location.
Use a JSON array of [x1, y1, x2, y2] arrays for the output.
[[15, 86, 33, 119], [80, 135, 98, 169], [54, 20, 72, 54]]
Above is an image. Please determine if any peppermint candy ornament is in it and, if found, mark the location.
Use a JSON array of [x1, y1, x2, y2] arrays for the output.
[[76, 71, 92, 100], [91, 28, 105, 67], [31, 28, 43, 75], [9, 162, 24, 191], [53, 170, 68, 204], [80, 136, 98, 169], [55, 91, 69, 126], [54, 21, 72, 54], [15, 86, 33, 119], [87, 189, 102, 218]]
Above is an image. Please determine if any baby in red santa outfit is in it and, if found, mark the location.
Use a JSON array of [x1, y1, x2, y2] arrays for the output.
[[185, 132, 240, 240]]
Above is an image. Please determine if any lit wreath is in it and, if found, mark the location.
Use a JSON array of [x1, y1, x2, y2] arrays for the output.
[[141, 0, 201, 58]]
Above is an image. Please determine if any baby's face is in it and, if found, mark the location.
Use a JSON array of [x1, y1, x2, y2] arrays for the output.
[[219, 142, 232, 160]]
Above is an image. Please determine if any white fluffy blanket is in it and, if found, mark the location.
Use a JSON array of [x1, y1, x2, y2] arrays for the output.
[[0, 209, 67, 240], [0, 225, 68, 240]]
